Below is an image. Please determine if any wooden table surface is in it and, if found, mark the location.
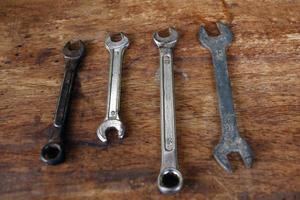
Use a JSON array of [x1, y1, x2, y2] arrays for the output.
[[0, 0, 299, 199]]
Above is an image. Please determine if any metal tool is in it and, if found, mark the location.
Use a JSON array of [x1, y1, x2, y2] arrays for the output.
[[97, 33, 129, 143], [198, 22, 253, 172], [153, 28, 183, 194], [40, 40, 85, 165]]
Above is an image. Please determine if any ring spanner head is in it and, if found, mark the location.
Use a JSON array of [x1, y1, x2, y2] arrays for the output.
[[41, 141, 64, 165], [40, 125, 65, 165], [198, 22, 233, 50], [97, 119, 125, 143], [105, 32, 129, 51], [158, 168, 183, 194], [153, 27, 178, 48]]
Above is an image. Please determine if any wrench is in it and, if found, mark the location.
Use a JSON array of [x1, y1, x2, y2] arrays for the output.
[[153, 28, 183, 194], [198, 22, 253, 172], [97, 33, 129, 143], [40, 40, 85, 165]]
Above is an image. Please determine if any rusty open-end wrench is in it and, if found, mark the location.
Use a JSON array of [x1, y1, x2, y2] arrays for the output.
[[153, 28, 183, 194], [198, 22, 254, 172], [40, 40, 85, 165], [97, 33, 129, 143]]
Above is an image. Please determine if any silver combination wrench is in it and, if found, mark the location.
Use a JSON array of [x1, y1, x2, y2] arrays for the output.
[[153, 28, 183, 194], [97, 33, 129, 143], [198, 22, 254, 172], [40, 40, 85, 165]]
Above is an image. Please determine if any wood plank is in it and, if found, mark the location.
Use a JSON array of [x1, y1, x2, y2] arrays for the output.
[[0, 0, 299, 199]]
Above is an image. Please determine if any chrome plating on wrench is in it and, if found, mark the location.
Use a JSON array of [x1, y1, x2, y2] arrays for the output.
[[40, 40, 85, 165], [199, 22, 253, 172], [97, 33, 129, 143], [153, 28, 183, 194]]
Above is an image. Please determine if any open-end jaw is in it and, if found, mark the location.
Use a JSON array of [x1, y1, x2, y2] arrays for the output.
[[199, 22, 233, 51], [214, 135, 253, 173], [153, 27, 178, 49], [97, 119, 125, 143], [105, 32, 129, 50], [63, 40, 85, 60]]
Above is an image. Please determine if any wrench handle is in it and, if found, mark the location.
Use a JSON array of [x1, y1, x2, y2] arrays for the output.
[[159, 47, 177, 169], [157, 47, 183, 194], [106, 48, 126, 120], [53, 60, 78, 129], [211, 48, 239, 139]]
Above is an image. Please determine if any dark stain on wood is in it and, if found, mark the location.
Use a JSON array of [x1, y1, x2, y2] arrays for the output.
[[35, 48, 54, 65]]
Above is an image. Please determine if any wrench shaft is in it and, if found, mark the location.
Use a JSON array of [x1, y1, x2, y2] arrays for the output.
[[211, 48, 239, 140], [54, 61, 77, 128], [159, 48, 177, 167], [106, 49, 124, 120]]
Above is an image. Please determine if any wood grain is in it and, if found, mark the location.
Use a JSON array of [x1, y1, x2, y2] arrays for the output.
[[0, 0, 299, 199]]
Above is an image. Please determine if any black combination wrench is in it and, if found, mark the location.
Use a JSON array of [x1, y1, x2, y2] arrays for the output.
[[40, 40, 85, 165]]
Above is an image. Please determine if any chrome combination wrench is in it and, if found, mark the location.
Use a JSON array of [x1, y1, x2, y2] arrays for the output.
[[97, 33, 129, 143], [198, 22, 254, 172], [40, 40, 85, 165], [153, 28, 183, 194]]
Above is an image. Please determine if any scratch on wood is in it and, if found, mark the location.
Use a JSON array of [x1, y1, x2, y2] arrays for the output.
[[209, 170, 237, 200], [286, 33, 300, 40]]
